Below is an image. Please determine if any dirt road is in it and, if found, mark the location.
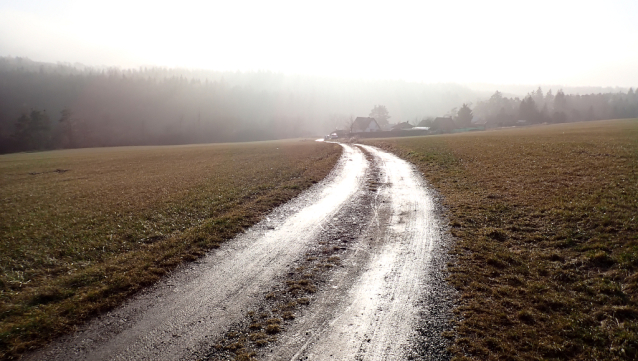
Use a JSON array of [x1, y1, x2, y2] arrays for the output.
[[26, 143, 453, 361]]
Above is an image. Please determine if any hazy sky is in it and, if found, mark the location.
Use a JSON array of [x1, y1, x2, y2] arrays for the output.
[[1, 0, 637, 87]]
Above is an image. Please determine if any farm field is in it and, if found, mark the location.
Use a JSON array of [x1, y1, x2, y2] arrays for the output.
[[0, 140, 341, 359], [365, 119, 638, 360]]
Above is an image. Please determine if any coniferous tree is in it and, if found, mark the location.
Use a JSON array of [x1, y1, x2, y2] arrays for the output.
[[554, 89, 567, 112], [533, 87, 544, 107], [13, 110, 50, 150], [456, 103, 473, 128], [519, 96, 540, 123]]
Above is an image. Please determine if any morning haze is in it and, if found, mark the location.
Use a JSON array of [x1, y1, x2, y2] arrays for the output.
[[2, 1, 638, 361], [1, 0, 638, 153], [1, 56, 636, 153]]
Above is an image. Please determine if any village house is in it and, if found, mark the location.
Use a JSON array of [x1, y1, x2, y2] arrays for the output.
[[351, 117, 381, 133], [433, 117, 457, 133]]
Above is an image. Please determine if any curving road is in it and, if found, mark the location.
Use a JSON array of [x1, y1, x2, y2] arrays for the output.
[[26, 143, 452, 361]]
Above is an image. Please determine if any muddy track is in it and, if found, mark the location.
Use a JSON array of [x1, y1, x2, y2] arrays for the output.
[[25, 144, 453, 361]]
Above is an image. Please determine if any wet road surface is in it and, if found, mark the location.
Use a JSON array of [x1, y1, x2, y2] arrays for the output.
[[26, 143, 453, 361]]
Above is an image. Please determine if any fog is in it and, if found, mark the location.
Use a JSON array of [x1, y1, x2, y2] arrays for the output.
[[1, 56, 637, 154], [2, 1, 638, 152], [0, 57, 482, 151]]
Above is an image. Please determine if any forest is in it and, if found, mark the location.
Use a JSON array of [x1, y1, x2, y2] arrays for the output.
[[470, 87, 638, 127], [1, 56, 637, 153]]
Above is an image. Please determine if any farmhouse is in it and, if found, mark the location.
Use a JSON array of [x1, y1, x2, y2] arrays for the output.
[[351, 117, 381, 133], [433, 117, 456, 133]]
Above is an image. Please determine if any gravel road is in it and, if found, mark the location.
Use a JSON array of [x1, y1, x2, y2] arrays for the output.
[[26, 143, 453, 361]]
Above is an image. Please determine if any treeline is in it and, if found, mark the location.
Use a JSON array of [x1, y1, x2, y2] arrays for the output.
[[0, 63, 319, 152], [2, 56, 637, 153], [472, 87, 638, 126], [0, 57, 479, 153]]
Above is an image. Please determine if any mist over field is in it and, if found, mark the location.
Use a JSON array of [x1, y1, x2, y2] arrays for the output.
[[2, 1, 638, 153], [2, 2, 638, 359], [0, 57, 480, 144], [2, 57, 637, 154]]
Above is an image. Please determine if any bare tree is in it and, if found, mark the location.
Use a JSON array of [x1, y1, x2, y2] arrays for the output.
[[369, 105, 390, 127], [344, 115, 355, 133]]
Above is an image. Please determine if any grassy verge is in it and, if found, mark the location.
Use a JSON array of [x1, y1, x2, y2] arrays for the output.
[[0, 140, 341, 360], [364, 119, 638, 360]]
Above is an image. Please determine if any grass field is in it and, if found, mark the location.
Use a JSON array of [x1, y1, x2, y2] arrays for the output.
[[365, 119, 638, 360], [0, 140, 341, 359]]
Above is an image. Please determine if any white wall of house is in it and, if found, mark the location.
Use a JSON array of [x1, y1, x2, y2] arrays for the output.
[[362, 122, 380, 132]]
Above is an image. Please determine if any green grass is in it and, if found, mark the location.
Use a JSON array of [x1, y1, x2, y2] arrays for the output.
[[364, 119, 638, 360], [0, 140, 341, 359]]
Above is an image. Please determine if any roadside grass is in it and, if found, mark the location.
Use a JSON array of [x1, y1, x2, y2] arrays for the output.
[[0, 140, 341, 360], [364, 119, 638, 360]]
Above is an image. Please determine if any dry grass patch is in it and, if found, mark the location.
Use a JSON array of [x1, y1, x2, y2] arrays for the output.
[[365, 119, 638, 360], [0, 140, 341, 359]]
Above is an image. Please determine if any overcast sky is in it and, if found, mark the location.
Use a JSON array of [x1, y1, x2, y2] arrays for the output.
[[1, 0, 637, 87]]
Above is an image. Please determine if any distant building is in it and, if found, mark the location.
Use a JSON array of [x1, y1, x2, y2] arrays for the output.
[[391, 121, 413, 130], [351, 117, 381, 133], [433, 117, 456, 133]]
